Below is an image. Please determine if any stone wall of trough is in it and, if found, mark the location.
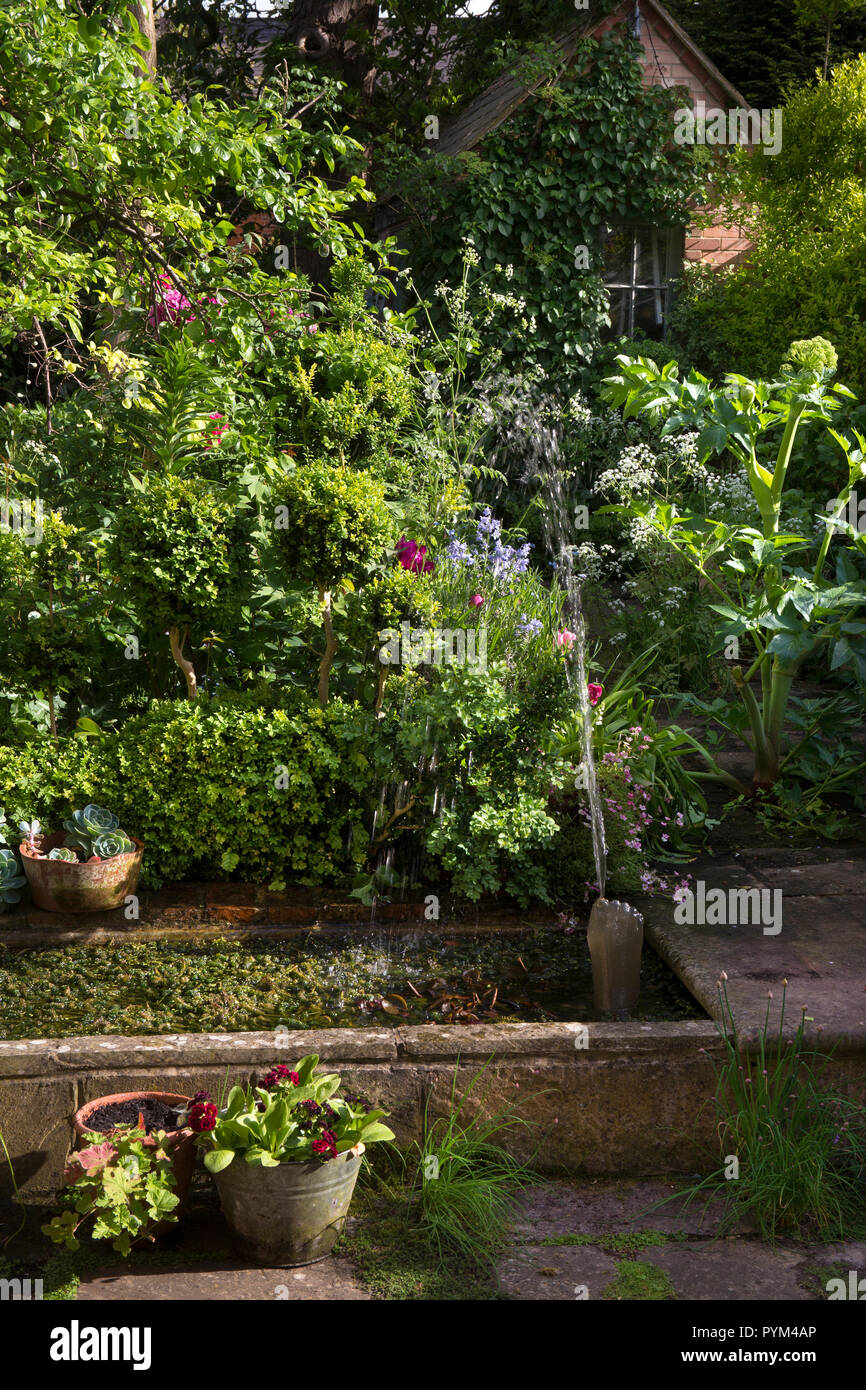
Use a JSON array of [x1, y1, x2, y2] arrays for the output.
[[0, 1021, 723, 1212]]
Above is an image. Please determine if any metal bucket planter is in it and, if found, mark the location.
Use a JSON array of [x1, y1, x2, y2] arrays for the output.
[[20, 833, 143, 913], [73, 1090, 196, 1204], [213, 1144, 365, 1266]]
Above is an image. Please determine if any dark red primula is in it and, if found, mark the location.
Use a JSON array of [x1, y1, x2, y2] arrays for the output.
[[188, 1101, 218, 1133], [311, 1137, 337, 1159], [262, 1065, 300, 1089]]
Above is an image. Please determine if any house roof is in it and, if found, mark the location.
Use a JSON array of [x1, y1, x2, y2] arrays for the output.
[[431, 0, 749, 159]]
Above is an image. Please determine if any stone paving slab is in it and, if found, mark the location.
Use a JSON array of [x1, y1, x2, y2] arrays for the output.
[[64, 1181, 865, 1301], [497, 1244, 618, 1300], [640, 850, 866, 1047], [635, 1241, 811, 1301], [507, 1181, 743, 1239], [76, 1260, 370, 1301]]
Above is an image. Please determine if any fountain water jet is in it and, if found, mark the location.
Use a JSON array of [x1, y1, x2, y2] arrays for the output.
[[490, 379, 645, 1011]]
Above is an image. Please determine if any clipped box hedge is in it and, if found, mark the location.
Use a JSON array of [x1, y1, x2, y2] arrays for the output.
[[0, 698, 375, 888]]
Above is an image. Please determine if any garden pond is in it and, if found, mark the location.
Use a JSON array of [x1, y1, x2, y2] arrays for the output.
[[0, 928, 705, 1038]]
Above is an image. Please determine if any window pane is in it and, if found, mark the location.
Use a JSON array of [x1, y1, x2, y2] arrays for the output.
[[603, 288, 631, 338], [601, 226, 633, 285], [635, 227, 667, 287], [632, 286, 667, 339]]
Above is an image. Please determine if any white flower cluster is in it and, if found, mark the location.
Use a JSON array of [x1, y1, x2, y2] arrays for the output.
[[597, 442, 657, 500], [567, 392, 594, 428], [571, 541, 617, 583], [704, 469, 758, 522]]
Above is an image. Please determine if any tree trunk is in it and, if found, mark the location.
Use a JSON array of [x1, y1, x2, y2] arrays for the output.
[[130, 1, 157, 76], [169, 626, 198, 700], [285, 0, 380, 99]]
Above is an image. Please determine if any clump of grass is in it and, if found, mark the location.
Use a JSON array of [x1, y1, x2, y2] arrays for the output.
[[677, 979, 866, 1242], [405, 1062, 539, 1270]]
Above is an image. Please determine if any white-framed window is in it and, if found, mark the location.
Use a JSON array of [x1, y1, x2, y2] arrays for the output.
[[601, 224, 684, 339]]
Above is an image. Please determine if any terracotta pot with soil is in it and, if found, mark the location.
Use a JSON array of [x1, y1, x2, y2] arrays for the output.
[[21, 832, 144, 913], [73, 1091, 196, 1202]]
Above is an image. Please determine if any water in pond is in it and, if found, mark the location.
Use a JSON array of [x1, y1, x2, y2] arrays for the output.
[[0, 929, 705, 1039]]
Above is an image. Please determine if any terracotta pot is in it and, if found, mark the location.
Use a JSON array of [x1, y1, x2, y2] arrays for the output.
[[20, 833, 143, 913], [73, 1090, 196, 1203]]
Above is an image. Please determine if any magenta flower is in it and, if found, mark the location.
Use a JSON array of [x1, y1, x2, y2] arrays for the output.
[[396, 536, 434, 574], [203, 413, 228, 450], [588, 683, 603, 706], [469, 594, 484, 608], [261, 1065, 300, 1089], [147, 274, 192, 328]]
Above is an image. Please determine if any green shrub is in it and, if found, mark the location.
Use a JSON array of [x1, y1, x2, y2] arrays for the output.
[[0, 699, 376, 889], [669, 57, 866, 399]]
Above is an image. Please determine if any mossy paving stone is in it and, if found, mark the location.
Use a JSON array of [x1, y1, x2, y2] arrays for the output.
[[634, 1241, 813, 1301], [508, 1181, 752, 1240]]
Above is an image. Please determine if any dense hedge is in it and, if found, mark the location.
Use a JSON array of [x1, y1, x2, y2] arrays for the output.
[[0, 697, 640, 902], [0, 699, 375, 889]]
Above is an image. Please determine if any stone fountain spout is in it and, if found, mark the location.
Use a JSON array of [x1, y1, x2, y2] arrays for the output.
[[587, 898, 644, 1015]]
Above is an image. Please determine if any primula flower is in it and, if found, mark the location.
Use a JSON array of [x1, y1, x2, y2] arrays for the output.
[[188, 1101, 218, 1133], [262, 1065, 300, 1089], [396, 536, 434, 574], [312, 1137, 337, 1159]]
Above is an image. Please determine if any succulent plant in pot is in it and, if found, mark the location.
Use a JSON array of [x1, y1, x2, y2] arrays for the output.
[[0, 809, 26, 910], [198, 1054, 395, 1267], [19, 803, 143, 914]]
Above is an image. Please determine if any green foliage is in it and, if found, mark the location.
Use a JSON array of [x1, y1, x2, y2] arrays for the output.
[[271, 257, 418, 480], [0, 0, 368, 355], [109, 472, 249, 636], [42, 1126, 180, 1258], [271, 461, 392, 593], [602, 351, 866, 789], [664, 0, 866, 106], [0, 511, 101, 720], [403, 1061, 537, 1270], [201, 1054, 395, 1171], [0, 698, 376, 889], [674, 982, 866, 1242], [396, 32, 707, 383], [669, 58, 866, 399]]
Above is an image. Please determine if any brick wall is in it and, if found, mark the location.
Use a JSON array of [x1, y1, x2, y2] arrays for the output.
[[595, 3, 754, 267]]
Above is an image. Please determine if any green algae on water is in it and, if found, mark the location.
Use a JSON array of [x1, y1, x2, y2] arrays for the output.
[[0, 929, 704, 1039]]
